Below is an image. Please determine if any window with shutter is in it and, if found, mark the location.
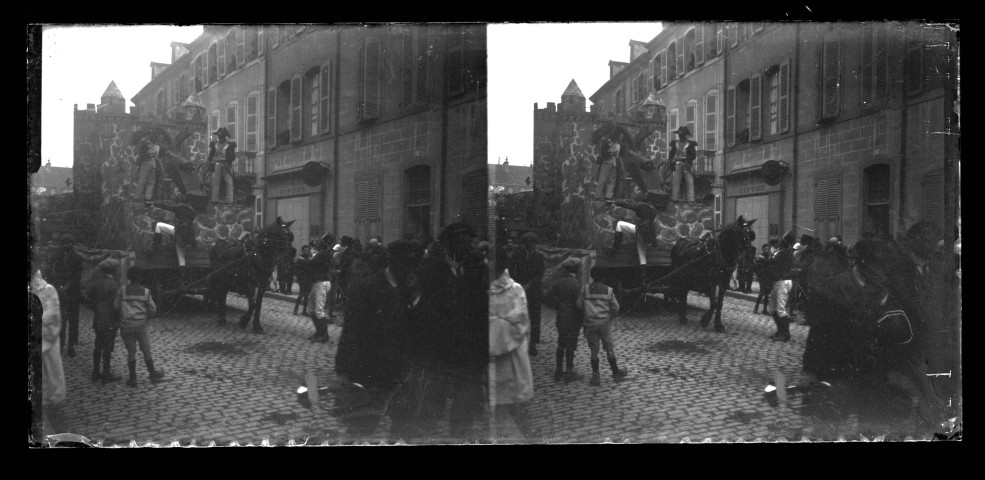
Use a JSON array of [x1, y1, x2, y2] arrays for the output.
[[194, 54, 202, 90], [210, 110, 220, 138], [648, 59, 654, 94], [667, 43, 676, 80], [750, 73, 762, 141], [226, 101, 238, 141], [291, 75, 302, 141], [861, 26, 874, 106], [266, 89, 276, 148], [180, 74, 188, 102], [401, 33, 415, 107], [208, 43, 217, 84], [906, 39, 924, 96], [362, 37, 382, 120], [874, 26, 889, 104], [320, 63, 331, 134], [246, 94, 258, 152], [686, 100, 698, 148], [247, 27, 259, 62], [676, 37, 685, 77], [639, 73, 646, 100], [779, 59, 790, 133], [447, 31, 464, 96], [717, 25, 725, 55], [728, 23, 738, 47], [258, 27, 264, 55], [218, 37, 226, 77], [356, 181, 368, 220], [415, 31, 428, 104], [631, 76, 638, 104], [726, 86, 736, 147], [695, 26, 705, 65], [821, 36, 842, 119], [669, 109, 679, 140], [922, 170, 944, 228], [308, 69, 320, 136], [814, 176, 841, 240], [659, 51, 667, 89], [705, 90, 718, 152], [767, 67, 780, 135], [271, 26, 279, 49], [367, 178, 381, 220], [225, 31, 236, 72], [685, 29, 696, 71], [237, 28, 245, 69]]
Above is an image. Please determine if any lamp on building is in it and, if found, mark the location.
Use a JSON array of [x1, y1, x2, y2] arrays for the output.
[[180, 94, 206, 122]]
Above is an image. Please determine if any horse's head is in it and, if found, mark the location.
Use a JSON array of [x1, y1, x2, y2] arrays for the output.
[[257, 217, 296, 255], [722, 216, 757, 251]]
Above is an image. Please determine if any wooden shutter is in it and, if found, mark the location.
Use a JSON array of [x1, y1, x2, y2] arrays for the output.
[[874, 25, 889, 104], [447, 31, 464, 95], [717, 25, 725, 54], [203, 48, 209, 86], [861, 26, 874, 106], [779, 59, 791, 133], [660, 50, 667, 88], [356, 181, 368, 220], [401, 34, 414, 107], [705, 92, 717, 151], [750, 73, 762, 141], [266, 89, 276, 148], [415, 32, 428, 103], [320, 63, 331, 134], [821, 37, 841, 119], [729, 23, 738, 47], [648, 59, 653, 94], [726, 86, 736, 147], [362, 37, 382, 120], [676, 38, 684, 78], [258, 27, 264, 55], [368, 178, 381, 219], [695, 26, 705, 65], [218, 38, 225, 76], [290, 75, 302, 141], [906, 40, 924, 95], [815, 176, 841, 239], [922, 171, 944, 227], [246, 94, 258, 152], [237, 28, 246, 68]]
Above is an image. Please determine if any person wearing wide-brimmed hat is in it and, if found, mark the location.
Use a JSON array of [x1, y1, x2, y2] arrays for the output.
[[207, 127, 236, 204], [667, 125, 698, 203]]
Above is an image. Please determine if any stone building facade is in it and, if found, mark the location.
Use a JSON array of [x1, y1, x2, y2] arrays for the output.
[[132, 25, 488, 251]]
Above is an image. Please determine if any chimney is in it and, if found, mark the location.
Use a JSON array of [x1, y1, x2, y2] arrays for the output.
[[87, 103, 96, 112]]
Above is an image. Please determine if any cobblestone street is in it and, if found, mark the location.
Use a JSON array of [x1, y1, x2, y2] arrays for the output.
[[511, 291, 940, 443], [41, 286, 942, 446], [42, 291, 483, 446]]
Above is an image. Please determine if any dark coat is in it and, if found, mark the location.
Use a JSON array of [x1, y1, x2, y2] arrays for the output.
[[510, 247, 545, 291], [335, 271, 416, 385], [85, 273, 120, 331], [411, 254, 488, 370], [47, 245, 84, 300], [545, 274, 584, 333], [295, 249, 334, 283], [208, 140, 237, 166], [667, 139, 698, 164]]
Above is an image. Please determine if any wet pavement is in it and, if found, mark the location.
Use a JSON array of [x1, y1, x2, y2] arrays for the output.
[[511, 290, 947, 443], [39, 291, 487, 447], [37, 283, 950, 446]]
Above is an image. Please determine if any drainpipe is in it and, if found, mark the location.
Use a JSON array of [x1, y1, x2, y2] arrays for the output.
[[332, 28, 342, 236], [790, 23, 801, 234]]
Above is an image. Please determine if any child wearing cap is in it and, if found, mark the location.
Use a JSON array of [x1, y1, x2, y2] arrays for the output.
[[115, 267, 165, 387], [576, 266, 628, 386], [544, 257, 585, 382], [84, 259, 123, 384]]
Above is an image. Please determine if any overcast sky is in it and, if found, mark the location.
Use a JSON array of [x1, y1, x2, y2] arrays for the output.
[[39, 23, 663, 169], [488, 22, 663, 166]]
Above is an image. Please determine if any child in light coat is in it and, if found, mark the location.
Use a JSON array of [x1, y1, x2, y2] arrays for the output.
[[576, 266, 629, 386]]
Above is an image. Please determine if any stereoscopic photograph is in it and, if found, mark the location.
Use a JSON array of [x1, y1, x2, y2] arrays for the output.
[[28, 21, 960, 446]]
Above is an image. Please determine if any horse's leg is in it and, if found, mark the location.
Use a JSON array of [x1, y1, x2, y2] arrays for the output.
[[713, 278, 727, 333], [252, 280, 265, 334], [239, 282, 254, 329], [699, 282, 714, 328]]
